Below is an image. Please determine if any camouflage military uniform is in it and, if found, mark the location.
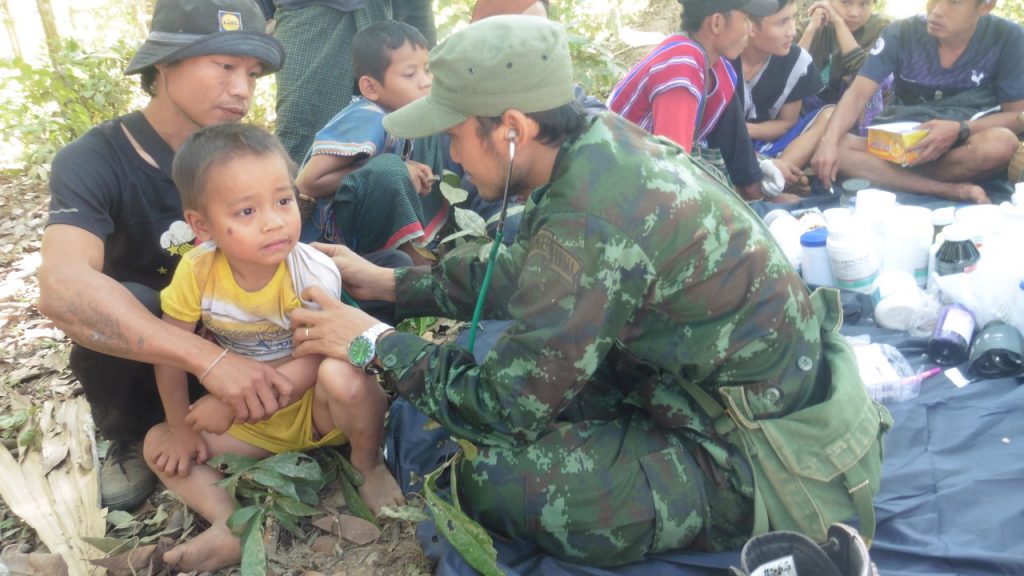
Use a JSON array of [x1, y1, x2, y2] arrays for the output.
[[374, 112, 837, 566]]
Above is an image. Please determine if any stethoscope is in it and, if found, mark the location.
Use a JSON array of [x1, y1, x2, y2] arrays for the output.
[[467, 128, 518, 351]]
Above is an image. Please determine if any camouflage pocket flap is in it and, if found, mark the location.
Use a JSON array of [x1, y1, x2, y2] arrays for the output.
[[748, 331, 883, 483]]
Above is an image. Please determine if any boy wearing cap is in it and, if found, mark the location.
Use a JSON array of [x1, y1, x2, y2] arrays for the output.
[[37, 0, 290, 511], [609, 0, 802, 201], [292, 15, 888, 566], [812, 0, 1024, 203]]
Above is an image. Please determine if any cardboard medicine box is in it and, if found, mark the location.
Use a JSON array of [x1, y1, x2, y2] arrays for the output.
[[867, 122, 929, 166]]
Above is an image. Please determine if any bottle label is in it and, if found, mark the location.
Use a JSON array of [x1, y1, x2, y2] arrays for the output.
[[938, 306, 975, 343]]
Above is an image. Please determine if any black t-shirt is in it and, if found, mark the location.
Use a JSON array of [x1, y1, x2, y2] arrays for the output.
[[47, 114, 186, 290], [734, 47, 821, 123]]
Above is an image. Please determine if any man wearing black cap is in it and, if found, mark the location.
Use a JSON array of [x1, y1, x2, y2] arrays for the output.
[[37, 0, 291, 511], [610, 0, 801, 201]]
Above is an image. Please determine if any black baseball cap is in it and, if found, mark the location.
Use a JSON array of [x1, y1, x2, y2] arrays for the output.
[[679, 0, 780, 20], [126, 0, 284, 76]]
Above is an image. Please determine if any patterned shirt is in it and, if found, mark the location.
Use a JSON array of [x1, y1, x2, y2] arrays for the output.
[[609, 34, 738, 147]]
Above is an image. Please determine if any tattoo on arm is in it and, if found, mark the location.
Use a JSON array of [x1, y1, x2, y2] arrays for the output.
[[57, 297, 135, 357]]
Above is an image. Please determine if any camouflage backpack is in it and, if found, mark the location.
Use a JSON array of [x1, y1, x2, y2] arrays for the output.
[[682, 288, 892, 544]]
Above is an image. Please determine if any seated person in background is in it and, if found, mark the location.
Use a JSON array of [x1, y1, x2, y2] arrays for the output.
[[735, 0, 832, 187], [812, 0, 1024, 204], [799, 0, 890, 112], [295, 20, 447, 263], [145, 124, 402, 572], [609, 0, 802, 202]]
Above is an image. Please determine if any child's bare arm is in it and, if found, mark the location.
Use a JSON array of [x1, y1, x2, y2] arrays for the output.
[[295, 154, 363, 199], [275, 353, 323, 398], [186, 395, 236, 435], [150, 315, 211, 477], [186, 353, 320, 435]]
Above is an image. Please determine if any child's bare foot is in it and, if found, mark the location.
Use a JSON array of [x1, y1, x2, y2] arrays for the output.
[[357, 462, 405, 514], [163, 522, 240, 572], [186, 395, 235, 435]]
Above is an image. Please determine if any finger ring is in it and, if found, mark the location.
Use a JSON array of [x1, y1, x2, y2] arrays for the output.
[[305, 327, 310, 338]]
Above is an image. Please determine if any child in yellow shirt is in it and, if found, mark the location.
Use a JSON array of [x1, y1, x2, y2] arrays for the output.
[[143, 123, 402, 572]]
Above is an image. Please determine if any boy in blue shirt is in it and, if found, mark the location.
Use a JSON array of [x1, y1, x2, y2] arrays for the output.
[[812, 0, 1024, 203], [296, 20, 447, 262]]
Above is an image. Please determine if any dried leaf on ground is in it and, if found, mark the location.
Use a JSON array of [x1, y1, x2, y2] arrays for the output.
[[314, 514, 381, 545], [88, 536, 173, 576]]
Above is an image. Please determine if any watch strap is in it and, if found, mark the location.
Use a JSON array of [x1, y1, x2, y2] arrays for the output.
[[954, 120, 970, 147], [355, 322, 393, 374]]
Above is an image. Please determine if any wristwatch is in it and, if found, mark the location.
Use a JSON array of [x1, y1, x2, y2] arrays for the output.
[[954, 120, 971, 147], [348, 322, 393, 374]]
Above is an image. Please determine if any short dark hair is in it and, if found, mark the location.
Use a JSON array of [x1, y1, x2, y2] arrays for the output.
[[475, 99, 588, 148], [353, 20, 429, 87], [752, 0, 795, 26], [172, 123, 294, 211], [140, 66, 158, 97], [682, 8, 734, 34]]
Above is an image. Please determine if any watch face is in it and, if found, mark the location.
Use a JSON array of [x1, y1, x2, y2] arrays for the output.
[[349, 336, 373, 368]]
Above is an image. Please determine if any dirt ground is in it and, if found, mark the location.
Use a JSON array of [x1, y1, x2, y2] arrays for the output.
[[0, 174, 434, 575]]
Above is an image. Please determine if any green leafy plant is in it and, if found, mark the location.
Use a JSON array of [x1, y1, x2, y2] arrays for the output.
[[423, 451, 501, 576], [210, 452, 326, 575], [0, 38, 138, 179]]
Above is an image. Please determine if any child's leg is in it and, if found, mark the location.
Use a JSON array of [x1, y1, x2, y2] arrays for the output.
[[143, 424, 271, 571], [310, 358, 404, 513]]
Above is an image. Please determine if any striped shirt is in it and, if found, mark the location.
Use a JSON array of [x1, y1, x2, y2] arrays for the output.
[[609, 34, 738, 147]]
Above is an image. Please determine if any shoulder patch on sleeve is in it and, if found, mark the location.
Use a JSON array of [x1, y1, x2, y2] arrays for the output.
[[530, 229, 582, 287]]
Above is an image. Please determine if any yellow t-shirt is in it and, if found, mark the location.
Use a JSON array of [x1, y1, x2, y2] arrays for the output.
[[160, 241, 345, 452], [161, 241, 341, 361]]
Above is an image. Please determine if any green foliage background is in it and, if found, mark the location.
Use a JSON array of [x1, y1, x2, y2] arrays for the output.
[[0, 0, 1022, 179]]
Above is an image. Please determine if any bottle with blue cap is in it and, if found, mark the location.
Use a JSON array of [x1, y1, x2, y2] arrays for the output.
[[800, 227, 834, 287]]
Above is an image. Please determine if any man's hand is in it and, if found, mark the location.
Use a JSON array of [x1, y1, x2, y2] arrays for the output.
[[147, 425, 209, 478], [771, 159, 804, 185], [186, 395, 236, 435], [812, 138, 841, 188], [291, 286, 380, 362], [311, 242, 398, 302], [910, 120, 961, 166], [806, 2, 833, 30], [406, 160, 436, 196], [200, 352, 294, 424]]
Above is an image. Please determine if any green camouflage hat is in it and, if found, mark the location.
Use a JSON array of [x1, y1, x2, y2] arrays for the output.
[[382, 15, 575, 139]]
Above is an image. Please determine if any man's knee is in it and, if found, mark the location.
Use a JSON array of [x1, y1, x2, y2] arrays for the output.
[[967, 127, 1019, 171]]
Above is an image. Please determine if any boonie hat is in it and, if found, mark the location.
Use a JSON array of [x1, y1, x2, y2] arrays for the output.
[[679, 0, 780, 20], [126, 0, 284, 76], [382, 15, 574, 139]]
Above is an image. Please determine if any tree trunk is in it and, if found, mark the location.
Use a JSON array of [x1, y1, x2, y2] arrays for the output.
[[34, 0, 60, 67], [0, 0, 20, 59], [133, 0, 152, 38]]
